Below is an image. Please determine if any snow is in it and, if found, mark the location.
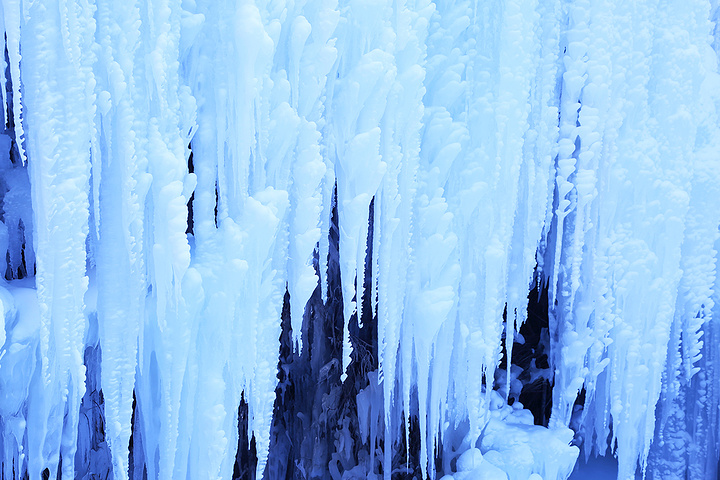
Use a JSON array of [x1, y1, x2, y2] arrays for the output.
[[0, 1, 719, 480]]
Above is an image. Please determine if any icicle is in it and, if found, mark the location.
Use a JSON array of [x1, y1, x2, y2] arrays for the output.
[[549, 0, 610, 427], [0, 5, 7, 130], [19, 0, 98, 477], [325, 0, 395, 381], [288, 120, 325, 352], [1, 0, 26, 164], [91, 1, 151, 478]]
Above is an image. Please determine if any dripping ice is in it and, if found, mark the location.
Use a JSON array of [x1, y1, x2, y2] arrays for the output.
[[0, 1, 719, 480]]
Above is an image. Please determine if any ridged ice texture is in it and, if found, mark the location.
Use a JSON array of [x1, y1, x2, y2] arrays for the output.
[[0, 1, 718, 480]]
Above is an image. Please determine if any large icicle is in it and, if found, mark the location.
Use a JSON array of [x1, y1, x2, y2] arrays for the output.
[[1, 0, 26, 163], [92, 1, 152, 478], [131, 1, 197, 479], [374, 1, 431, 477], [549, 0, 613, 427], [434, 0, 542, 448], [20, 1, 97, 478], [331, 3, 393, 378]]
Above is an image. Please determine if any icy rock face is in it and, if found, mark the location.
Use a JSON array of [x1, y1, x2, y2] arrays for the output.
[[0, 1, 719, 480]]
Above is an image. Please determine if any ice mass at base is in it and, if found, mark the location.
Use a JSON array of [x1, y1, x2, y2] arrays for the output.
[[0, 0, 720, 479]]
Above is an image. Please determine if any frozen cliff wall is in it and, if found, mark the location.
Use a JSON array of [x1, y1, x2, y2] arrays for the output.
[[0, 0, 719, 479]]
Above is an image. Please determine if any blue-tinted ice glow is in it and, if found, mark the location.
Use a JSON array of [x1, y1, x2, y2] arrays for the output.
[[0, 1, 719, 479]]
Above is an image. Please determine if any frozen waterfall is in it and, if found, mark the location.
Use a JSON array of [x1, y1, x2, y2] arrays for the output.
[[0, 0, 719, 479]]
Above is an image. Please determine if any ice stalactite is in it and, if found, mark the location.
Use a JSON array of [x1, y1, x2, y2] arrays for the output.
[[329, 0, 393, 383], [92, 1, 152, 478], [1, 0, 26, 165], [15, 1, 98, 479]]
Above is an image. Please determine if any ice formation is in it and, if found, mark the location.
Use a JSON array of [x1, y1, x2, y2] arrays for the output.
[[0, 0, 719, 479]]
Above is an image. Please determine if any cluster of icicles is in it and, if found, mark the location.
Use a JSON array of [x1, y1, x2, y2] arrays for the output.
[[0, 0, 719, 479]]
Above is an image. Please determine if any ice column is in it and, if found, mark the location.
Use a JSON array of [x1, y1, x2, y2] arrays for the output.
[[18, 2, 97, 478]]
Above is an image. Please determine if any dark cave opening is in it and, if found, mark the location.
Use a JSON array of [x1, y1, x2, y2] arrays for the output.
[[497, 273, 553, 427], [517, 279, 553, 427]]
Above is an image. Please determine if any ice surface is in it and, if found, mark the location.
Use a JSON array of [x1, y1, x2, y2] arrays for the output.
[[0, 1, 719, 480]]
